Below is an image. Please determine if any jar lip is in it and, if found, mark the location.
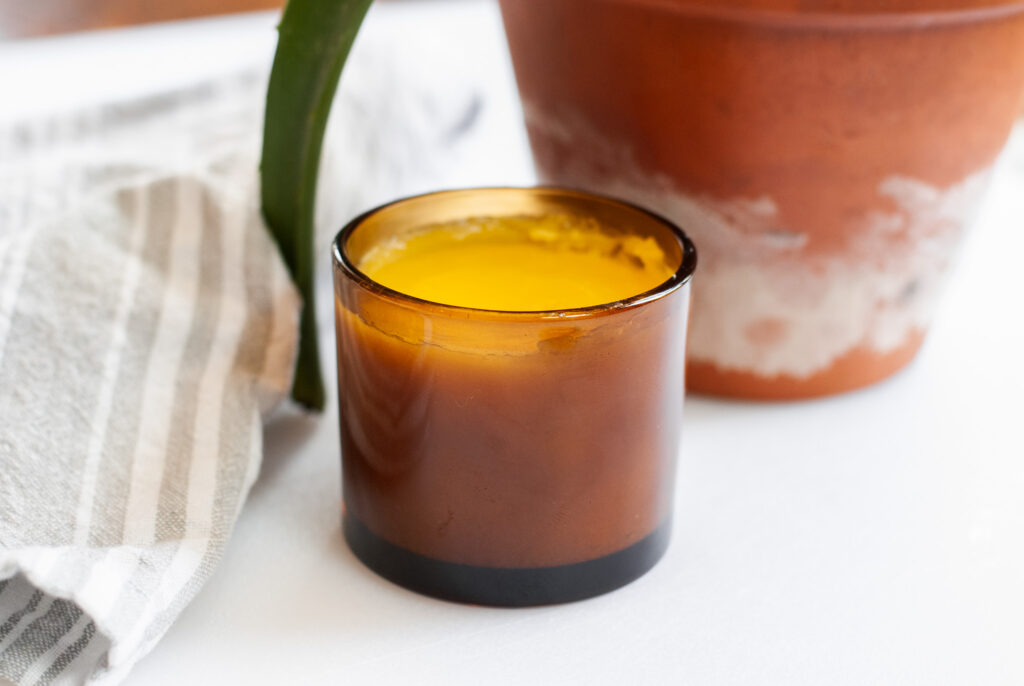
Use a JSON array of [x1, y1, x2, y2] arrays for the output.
[[331, 187, 698, 321], [606, 0, 1024, 29]]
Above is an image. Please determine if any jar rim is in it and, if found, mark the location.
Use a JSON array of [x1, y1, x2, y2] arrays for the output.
[[331, 187, 698, 321]]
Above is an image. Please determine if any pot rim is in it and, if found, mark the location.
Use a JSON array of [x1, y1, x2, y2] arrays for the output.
[[579, 0, 1024, 30]]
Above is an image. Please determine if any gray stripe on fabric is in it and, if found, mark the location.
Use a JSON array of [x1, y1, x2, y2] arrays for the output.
[[63, 177, 200, 658], [0, 601, 80, 683], [48, 623, 109, 686], [70, 180, 147, 550], [101, 172, 248, 650], [0, 161, 129, 547], [0, 592, 42, 645], [87, 181, 176, 546], [0, 580, 8, 598], [154, 181, 224, 543], [142, 180, 270, 648], [36, 621, 96, 686], [213, 200, 277, 533], [142, 398, 258, 649]]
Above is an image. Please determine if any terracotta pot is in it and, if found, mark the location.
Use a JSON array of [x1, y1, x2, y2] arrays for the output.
[[499, 0, 1024, 399]]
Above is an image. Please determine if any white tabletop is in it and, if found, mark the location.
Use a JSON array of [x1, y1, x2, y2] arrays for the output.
[[5, 2, 1023, 684]]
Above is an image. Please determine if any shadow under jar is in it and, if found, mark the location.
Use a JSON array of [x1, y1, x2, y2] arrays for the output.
[[332, 188, 697, 606]]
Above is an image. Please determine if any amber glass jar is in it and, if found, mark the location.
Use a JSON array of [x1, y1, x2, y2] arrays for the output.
[[332, 188, 697, 606]]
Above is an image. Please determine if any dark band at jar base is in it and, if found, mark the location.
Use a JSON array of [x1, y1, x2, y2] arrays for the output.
[[342, 514, 672, 607]]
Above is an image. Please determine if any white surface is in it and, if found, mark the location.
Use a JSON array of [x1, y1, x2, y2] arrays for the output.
[[5, 2, 1024, 684]]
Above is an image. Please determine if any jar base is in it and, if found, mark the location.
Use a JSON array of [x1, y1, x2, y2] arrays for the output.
[[343, 514, 671, 607], [687, 331, 926, 401]]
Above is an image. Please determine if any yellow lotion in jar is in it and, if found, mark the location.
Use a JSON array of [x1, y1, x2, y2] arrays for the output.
[[357, 215, 675, 311]]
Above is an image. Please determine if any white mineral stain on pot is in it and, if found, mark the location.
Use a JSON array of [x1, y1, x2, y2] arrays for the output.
[[524, 102, 992, 378]]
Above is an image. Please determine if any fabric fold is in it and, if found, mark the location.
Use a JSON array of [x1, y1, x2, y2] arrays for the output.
[[0, 73, 300, 686]]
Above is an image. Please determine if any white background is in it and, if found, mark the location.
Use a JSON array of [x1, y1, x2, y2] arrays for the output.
[[4, 2, 1023, 683]]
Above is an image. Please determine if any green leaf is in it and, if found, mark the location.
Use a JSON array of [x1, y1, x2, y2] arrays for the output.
[[260, 0, 373, 411]]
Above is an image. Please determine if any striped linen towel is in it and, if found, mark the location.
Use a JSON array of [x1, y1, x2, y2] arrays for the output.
[[0, 73, 301, 685]]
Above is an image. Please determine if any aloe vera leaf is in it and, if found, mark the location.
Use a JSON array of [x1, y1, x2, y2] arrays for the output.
[[260, 0, 372, 411]]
